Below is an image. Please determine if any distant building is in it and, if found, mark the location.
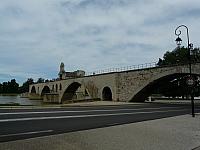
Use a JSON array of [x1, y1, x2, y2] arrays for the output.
[[58, 62, 85, 80]]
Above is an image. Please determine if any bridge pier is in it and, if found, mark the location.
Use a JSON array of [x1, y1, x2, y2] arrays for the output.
[[29, 93, 42, 100], [43, 94, 60, 103]]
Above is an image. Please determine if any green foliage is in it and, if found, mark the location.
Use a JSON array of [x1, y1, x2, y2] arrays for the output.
[[0, 79, 19, 94], [36, 78, 45, 83], [19, 78, 34, 93], [157, 47, 200, 66], [0, 83, 2, 93]]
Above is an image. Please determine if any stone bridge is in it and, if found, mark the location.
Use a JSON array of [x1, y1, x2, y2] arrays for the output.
[[29, 63, 200, 103]]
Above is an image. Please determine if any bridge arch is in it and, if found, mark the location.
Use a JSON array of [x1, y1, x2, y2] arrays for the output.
[[41, 86, 51, 96], [129, 72, 199, 102], [31, 86, 36, 93], [102, 86, 112, 101], [61, 82, 82, 103]]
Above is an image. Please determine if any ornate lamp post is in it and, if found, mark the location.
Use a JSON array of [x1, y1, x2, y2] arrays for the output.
[[175, 25, 195, 117]]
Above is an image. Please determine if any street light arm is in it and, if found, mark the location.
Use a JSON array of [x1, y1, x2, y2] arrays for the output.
[[175, 25, 190, 46], [175, 28, 181, 37]]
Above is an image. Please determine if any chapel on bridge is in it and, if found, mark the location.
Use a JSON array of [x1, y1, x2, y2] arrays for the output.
[[58, 62, 85, 80]]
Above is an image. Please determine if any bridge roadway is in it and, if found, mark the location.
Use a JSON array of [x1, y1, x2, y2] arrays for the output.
[[0, 103, 200, 143]]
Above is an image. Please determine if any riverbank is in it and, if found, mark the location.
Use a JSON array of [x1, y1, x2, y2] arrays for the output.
[[0, 95, 42, 106]]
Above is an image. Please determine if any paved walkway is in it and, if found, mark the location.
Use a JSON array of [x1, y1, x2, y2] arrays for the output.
[[151, 99, 200, 105], [0, 114, 200, 150]]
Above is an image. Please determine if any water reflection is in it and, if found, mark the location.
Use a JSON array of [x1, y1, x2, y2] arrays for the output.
[[0, 95, 42, 105]]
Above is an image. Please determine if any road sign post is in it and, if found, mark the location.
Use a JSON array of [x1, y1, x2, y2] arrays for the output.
[[186, 76, 195, 117]]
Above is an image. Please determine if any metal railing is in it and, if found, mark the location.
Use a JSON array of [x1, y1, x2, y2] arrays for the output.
[[85, 62, 157, 76]]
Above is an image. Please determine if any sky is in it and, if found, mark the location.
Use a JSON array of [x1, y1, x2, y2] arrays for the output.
[[0, 0, 200, 84]]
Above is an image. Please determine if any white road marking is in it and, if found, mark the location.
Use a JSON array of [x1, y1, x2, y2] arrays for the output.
[[0, 109, 189, 123], [107, 123, 121, 126], [0, 130, 53, 138], [0, 107, 181, 115]]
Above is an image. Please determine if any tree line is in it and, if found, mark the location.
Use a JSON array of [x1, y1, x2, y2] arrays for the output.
[[0, 78, 46, 94]]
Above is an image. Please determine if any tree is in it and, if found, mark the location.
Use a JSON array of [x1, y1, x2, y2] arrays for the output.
[[19, 78, 34, 93], [2, 82, 8, 93], [9, 79, 19, 93], [0, 79, 19, 94], [157, 47, 200, 66], [0, 83, 2, 93], [36, 78, 45, 83]]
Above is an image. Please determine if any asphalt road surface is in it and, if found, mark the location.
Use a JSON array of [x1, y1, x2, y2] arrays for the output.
[[0, 103, 199, 143]]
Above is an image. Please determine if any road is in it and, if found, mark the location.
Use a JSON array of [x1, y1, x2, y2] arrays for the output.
[[0, 103, 199, 143]]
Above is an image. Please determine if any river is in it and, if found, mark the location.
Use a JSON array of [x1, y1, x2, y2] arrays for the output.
[[0, 95, 42, 105]]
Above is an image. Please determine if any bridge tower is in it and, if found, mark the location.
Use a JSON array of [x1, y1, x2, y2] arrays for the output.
[[58, 62, 65, 80]]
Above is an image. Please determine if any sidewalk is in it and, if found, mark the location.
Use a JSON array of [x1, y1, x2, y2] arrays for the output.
[[1, 114, 200, 150], [151, 99, 200, 105]]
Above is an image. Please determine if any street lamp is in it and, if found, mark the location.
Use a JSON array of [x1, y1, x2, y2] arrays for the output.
[[175, 25, 195, 117], [175, 36, 182, 47]]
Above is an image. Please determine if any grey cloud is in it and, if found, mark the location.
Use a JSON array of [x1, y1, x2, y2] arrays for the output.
[[0, 0, 200, 83]]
